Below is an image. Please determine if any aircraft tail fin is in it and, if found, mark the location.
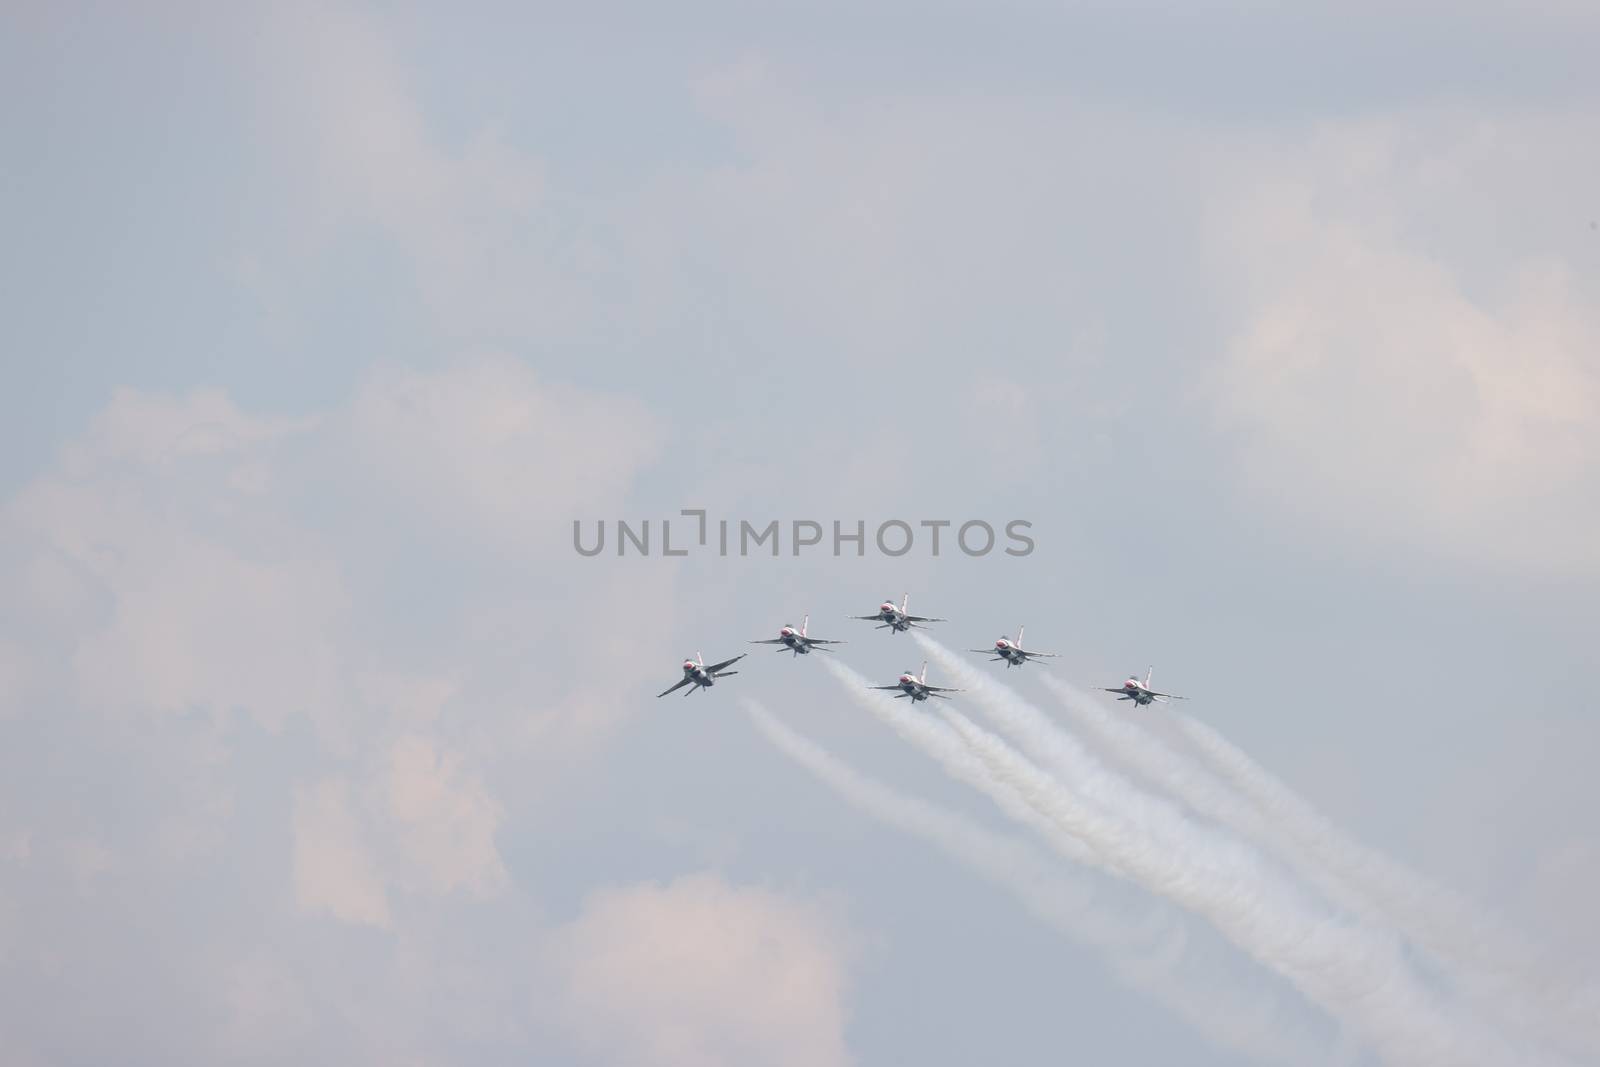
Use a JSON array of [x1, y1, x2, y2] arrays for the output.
[[919, 661, 928, 685], [901, 593, 909, 615], [1017, 625, 1025, 649], [1144, 666, 1153, 688], [802, 614, 809, 637], [697, 651, 705, 668]]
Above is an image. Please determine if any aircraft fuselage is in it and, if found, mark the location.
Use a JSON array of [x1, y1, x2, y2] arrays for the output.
[[892, 676, 929, 700]]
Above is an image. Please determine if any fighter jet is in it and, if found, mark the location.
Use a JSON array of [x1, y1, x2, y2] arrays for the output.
[[750, 615, 843, 657], [657, 652, 746, 697], [852, 593, 945, 634], [870, 662, 962, 703], [1102, 667, 1187, 706], [970, 625, 1057, 669]]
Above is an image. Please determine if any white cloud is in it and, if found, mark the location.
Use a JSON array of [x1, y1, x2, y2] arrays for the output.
[[0, 359, 674, 1057], [347, 354, 662, 556], [73, 537, 353, 730], [58, 386, 312, 474], [292, 778, 392, 929], [3, 355, 669, 749], [0, 362, 671, 966], [386, 734, 507, 897], [6, 388, 351, 732], [1207, 113, 1600, 573], [642, 71, 1155, 361], [548, 873, 856, 1067], [250, 4, 600, 341]]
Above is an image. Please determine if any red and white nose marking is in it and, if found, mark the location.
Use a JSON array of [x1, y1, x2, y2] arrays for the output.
[[880, 603, 896, 614], [780, 627, 795, 637], [900, 674, 916, 684], [1125, 678, 1140, 689], [996, 639, 1011, 650], [684, 660, 697, 671]]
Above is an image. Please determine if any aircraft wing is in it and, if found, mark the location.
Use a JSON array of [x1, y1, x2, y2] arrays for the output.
[[749, 639, 788, 645], [806, 638, 845, 645], [657, 677, 693, 698], [850, 614, 886, 620], [1150, 692, 1188, 701], [1101, 687, 1131, 694], [923, 685, 963, 693], [705, 653, 747, 673], [869, 684, 905, 691], [903, 615, 945, 623], [968, 648, 999, 655], [1023, 651, 1059, 658]]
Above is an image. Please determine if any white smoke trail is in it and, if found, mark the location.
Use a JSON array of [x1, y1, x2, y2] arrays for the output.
[[913, 633, 1195, 835], [937, 703, 1550, 1067], [1036, 672, 1275, 839], [1034, 670, 1397, 939], [1032, 672, 1600, 1057], [907, 634, 1550, 1066], [819, 656, 1098, 869], [1170, 709, 1600, 1057], [740, 699, 1336, 1065]]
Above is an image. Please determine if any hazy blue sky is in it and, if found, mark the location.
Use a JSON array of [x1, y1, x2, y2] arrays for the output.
[[3, 3, 1598, 1065]]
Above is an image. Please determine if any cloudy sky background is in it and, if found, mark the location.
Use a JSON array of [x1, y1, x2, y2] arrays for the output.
[[3, 3, 1598, 1064]]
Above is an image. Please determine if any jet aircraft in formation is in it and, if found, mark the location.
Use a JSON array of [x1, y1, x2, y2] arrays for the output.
[[750, 615, 842, 656], [851, 594, 944, 634], [870, 662, 962, 702], [658, 593, 1189, 708], [970, 625, 1056, 668], [656, 652, 747, 697], [1101, 667, 1187, 706]]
